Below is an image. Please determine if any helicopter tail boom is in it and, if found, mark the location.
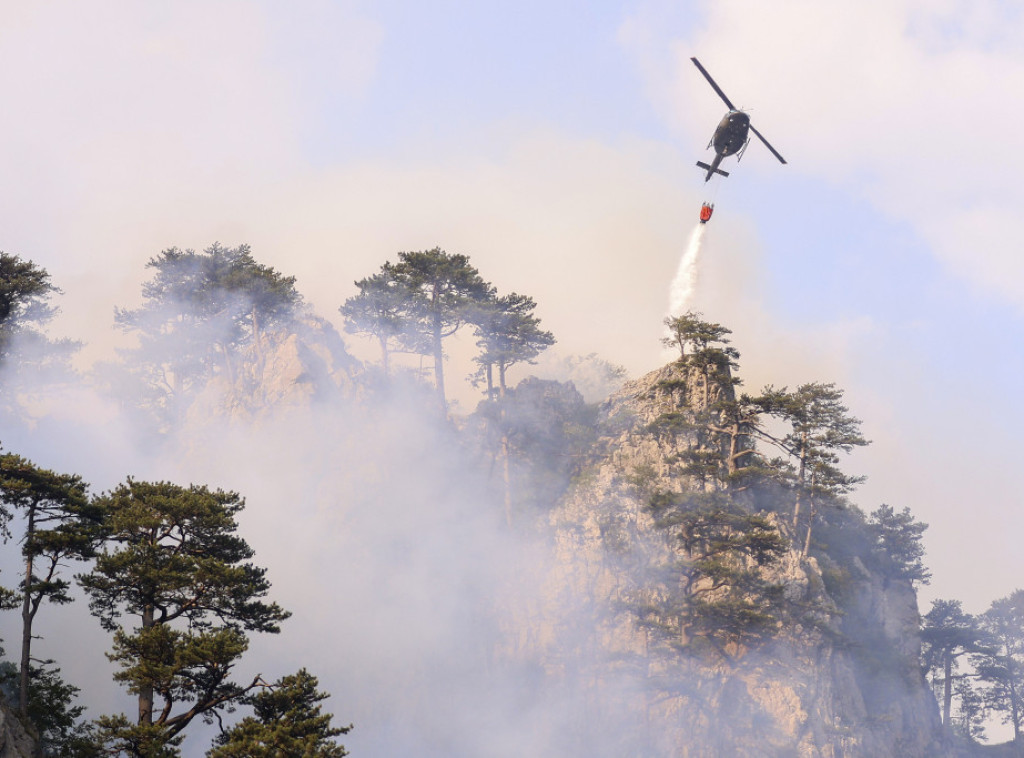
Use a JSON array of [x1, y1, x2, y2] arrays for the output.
[[696, 160, 730, 181]]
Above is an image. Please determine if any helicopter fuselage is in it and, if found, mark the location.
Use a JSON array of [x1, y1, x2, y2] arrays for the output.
[[712, 110, 750, 157], [690, 57, 785, 182]]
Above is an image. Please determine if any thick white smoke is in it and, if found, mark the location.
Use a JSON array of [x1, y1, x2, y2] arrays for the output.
[[0, 310, 647, 757], [667, 222, 706, 317]]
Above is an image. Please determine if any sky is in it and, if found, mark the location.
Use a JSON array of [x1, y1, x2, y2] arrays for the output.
[[2, 0, 1024, 743]]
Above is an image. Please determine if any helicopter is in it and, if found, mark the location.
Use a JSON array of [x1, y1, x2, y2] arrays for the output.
[[691, 57, 786, 182]]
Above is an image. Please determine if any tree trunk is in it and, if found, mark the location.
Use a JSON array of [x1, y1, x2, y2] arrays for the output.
[[801, 496, 816, 558], [139, 604, 155, 726], [432, 316, 446, 412], [726, 422, 740, 479], [942, 655, 953, 730], [220, 343, 237, 404], [251, 305, 265, 400], [499, 365, 511, 525], [378, 334, 390, 378], [792, 439, 807, 530], [19, 506, 35, 717], [1011, 671, 1021, 744], [501, 432, 512, 527]]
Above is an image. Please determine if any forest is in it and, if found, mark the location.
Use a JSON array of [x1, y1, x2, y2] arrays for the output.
[[0, 244, 1021, 756]]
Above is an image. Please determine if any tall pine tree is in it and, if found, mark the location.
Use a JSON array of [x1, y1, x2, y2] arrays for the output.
[[79, 480, 289, 756]]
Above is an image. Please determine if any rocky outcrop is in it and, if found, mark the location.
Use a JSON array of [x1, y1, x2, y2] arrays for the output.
[[185, 313, 359, 427], [532, 361, 943, 757], [0, 699, 33, 758]]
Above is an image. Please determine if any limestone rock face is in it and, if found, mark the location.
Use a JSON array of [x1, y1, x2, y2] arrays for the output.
[[535, 361, 943, 757], [0, 699, 33, 758], [185, 314, 359, 428]]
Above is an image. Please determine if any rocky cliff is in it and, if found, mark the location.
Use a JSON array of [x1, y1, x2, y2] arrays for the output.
[[184, 312, 360, 428], [0, 699, 33, 758], [529, 361, 944, 757]]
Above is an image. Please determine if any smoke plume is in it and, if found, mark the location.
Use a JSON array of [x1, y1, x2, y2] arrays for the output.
[[0, 289, 647, 757]]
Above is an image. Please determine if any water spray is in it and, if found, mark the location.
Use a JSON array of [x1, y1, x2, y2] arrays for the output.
[[668, 223, 706, 317], [667, 173, 722, 320]]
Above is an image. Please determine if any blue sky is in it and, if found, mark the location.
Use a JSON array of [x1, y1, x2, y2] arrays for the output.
[[2, 0, 1023, 615], [290, 1, 663, 158]]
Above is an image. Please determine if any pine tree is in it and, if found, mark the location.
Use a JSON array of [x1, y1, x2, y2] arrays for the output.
[[339, 270, 408, 377], [662, 312, 739, 409], [921, 599, 985, 731], [0, 660, 97, 757], [640, 322, 789, 653], [647, 489, 787, 652], [0, 253, 60, 365], [975, 590, 1024, 742], [868, 504, 930, 585], [0, 452, 97, 725], [385, 248, 492, 411], [0, 252, 78, 413], [114, 244, 303, 426], [78, 480, 290, 756], [757, 382, 867, 557], [471, 292, 554, 398], [207, 669, 350, 757]]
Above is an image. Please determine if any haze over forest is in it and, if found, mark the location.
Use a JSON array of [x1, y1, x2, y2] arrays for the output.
[[0, 239, 1019, 756], [0, 2, 1023, 756]]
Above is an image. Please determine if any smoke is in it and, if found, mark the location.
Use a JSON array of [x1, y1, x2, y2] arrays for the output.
[[0, 255, 967, 754], [0, 285, 658, 757], [667, 222, 706, 318]]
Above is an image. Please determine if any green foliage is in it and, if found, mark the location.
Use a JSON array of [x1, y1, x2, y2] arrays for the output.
[[474, 377, 594, 519], [387, 248, 492, 407], [922, 599, 976, 670], [756, 382, 867, 556], [207, 669, 350, 757], [344, 248, 492, 408], [343, 248, 558, 409], [952, 675, 986, 742], [80, 480, 288, 634], [339, 270, 409, 375], [867, 504, 930, 585], [78, 480, 290, 752], [757, 383, 868, 491], [661, 312, 738, 369], [0, 252, 59, 361], [108, 623, 251, 708], [661, 312, 740, 413], [624, 463, 659, 497], [120, 244, 302, 341], [0, 452, 96, 597], [470, 292, 554, 396], [0, 660, 96, 757], [921, 599, 986, 729], [92, 715, 184, 758], [974, 590, 1024, 740], [647, 490, 787, 650], [0, 253, 79, 412], [113, 243, 303, 427], [0, 452, 98, 721], [386, 248, 492, 337]]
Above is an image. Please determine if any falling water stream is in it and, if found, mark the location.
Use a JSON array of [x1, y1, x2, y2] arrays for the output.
[[668, 222, 706, 316]]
